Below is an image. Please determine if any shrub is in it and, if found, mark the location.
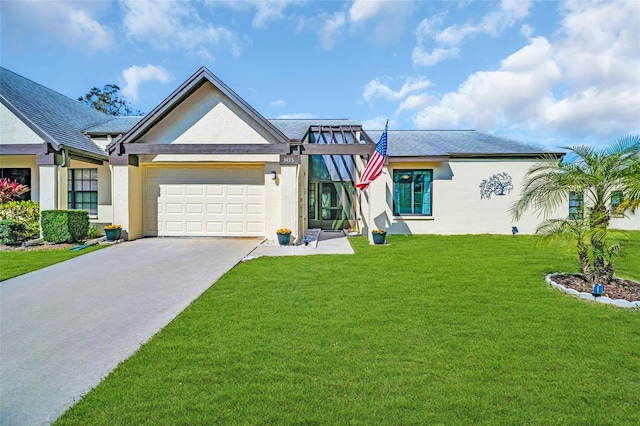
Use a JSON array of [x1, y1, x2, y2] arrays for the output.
[[86, 225, 103, 239], [41, 210, 89, 243], [0, 219, 28, 245], [0, 200, 40, 240]]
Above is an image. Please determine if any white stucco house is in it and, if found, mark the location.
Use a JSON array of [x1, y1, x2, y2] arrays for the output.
[[1, 66, 638, 242]]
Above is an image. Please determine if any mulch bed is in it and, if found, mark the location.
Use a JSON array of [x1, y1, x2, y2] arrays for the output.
[[0, 243, 79, 251], [551, 274, 640, 302]]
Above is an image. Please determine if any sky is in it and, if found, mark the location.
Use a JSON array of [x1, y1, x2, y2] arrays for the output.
[[1, 0, 639, 149]]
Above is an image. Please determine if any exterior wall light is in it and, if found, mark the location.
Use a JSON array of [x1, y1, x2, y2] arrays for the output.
[[271, 171, 277, 180]]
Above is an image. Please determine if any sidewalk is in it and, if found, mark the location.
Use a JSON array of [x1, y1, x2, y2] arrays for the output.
[[245, 230, 355, 259]]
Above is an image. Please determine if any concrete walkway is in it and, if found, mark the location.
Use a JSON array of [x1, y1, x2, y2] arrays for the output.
[[247, 230, 355, 259], [0, 238, 259, 426]]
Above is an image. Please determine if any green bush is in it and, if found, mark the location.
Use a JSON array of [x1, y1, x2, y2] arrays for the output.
[[86, 225, 103, 239], [41, 210, 89, 243], [0, 219, 28, 245], [0, 200, 40, 240]]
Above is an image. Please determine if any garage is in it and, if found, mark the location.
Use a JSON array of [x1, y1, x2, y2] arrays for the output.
[[143, 166, 265, 237]]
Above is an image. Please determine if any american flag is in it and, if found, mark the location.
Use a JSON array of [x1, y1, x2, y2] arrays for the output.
[[356, 121, 388, 191]]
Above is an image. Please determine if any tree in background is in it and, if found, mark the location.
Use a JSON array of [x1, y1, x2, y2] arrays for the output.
[[78, 84, 143, 116], [510, 135, 640, 284]]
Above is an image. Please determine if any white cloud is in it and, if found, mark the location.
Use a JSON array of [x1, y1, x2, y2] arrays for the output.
[[271, 100, 287, 107], [412, 46, 460, 67], [363, 77, 431, 103], [409, 1, 640, 143], [361, 117, 396, 131], [2, 0, 114, 52], [520, 24, 534, 38], [349, 0, 389, 23], [413, 0, 533, 67], [318, 12, 346, 50], [121, 65, 173, 102], [212, 0, 303, 29], [397, 93, 431, 113], [122, 0, 241, 56]]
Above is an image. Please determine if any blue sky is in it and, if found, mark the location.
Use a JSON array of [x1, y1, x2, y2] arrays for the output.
[[1, 0, 639, 149]]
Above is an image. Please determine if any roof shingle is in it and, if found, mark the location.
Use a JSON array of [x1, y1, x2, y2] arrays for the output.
[[365, 130, 559, 157], [1, 67, 109, 157]]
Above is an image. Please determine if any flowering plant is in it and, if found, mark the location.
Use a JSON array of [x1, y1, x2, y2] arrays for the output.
[[104, 224, 121, 230], [372, 229, 386, 234], [276, 228, 291, 234], [0, 178, 30, 203]]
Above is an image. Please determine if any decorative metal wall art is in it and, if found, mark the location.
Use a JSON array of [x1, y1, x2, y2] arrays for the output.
[[479, 172, 513, 199]]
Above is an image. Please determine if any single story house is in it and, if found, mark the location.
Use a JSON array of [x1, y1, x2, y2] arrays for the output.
[[1, 66, 638, 242]]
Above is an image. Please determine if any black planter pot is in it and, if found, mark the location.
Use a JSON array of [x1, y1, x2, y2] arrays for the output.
[[372, 232, 386, 245], [277, 232, 291, 246]]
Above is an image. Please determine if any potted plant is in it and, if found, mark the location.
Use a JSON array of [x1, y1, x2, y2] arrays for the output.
[[276, 228, 291, 246], [372, 229, 387, 245], [104, 224, 122, 241]]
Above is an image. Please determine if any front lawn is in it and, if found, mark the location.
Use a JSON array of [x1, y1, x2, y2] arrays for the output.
[[57, 234, 639, 425], [0, 245, 104, 281]]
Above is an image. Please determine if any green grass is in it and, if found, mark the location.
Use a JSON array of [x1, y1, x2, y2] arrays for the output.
[[56, 234, 640, 425], [0, 245, 104, 281]]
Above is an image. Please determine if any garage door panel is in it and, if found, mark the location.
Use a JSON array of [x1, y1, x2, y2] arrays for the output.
[[226, 204, 244, 215], [247, 186, 264, 196], [186, 203, 203, 214], [247, 222, 265, 233], [206, 203, 224, 214], [226, 186, 245, 196], [165, 203, 183, 214], [166, 221, 184, 232], [206, 185, 224, 196], [165, 185, 184, 196], [247, 204, 264, 214], [185, 222, 204, 232], [144, 166, 265, 237], [226, 222, 245, 233], [186, 185, 204, 196], [206, 222, 224, 232]]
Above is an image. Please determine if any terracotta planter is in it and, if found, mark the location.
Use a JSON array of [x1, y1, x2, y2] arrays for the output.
[[277, 232, 291, 246]]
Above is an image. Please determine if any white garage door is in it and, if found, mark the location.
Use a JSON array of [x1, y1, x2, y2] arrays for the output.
[[144, 166, 265, 237]]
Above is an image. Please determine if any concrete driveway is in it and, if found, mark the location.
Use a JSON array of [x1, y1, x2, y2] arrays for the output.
[[0, 237, 259, 425]]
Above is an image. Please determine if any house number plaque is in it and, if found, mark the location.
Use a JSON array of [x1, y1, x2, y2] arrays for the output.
[[280, 154, 300, 165]]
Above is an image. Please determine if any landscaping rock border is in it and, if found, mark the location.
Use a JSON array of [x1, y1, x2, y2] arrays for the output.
[[545, 273, 640, 309]]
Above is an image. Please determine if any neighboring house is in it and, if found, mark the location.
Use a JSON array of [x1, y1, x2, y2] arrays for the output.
[[1, 66, 637, 241]]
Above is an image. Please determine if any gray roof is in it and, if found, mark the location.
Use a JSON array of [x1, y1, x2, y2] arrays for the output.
[[84, 116, 143, 135], [269, 119, 361, 140], [1, 67, 111, 157], [366, 130, 560, 157]]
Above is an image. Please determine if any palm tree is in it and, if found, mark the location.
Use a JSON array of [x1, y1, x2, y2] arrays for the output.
[[510, 135, 640, 284]]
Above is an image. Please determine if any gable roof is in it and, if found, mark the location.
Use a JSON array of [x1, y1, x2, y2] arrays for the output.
[[0, 67, 109, 158], [110, 67, 290, 151], [366, 130, 564, 158]]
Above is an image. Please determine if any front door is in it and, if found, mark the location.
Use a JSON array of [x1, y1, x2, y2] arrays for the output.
[[308, 181, 355, 230]]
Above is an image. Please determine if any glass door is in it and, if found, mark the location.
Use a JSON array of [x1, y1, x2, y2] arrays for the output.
[[308, 181, 355, 230]]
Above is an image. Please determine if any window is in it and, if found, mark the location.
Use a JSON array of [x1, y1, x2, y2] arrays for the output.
[[393, 170, 432, 216], [68, 168, 98, 216], [611, 191, 624, 217], [569, 191, 583, 220], [0, 168, 31, 201]]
